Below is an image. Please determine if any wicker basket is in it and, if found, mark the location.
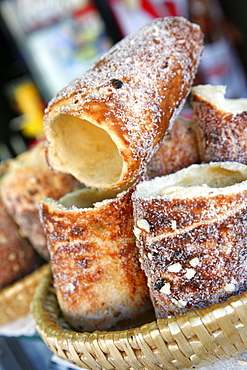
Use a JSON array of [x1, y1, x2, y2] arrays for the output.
[[32, 265, 247, 370], [0, 264, 49, 326]]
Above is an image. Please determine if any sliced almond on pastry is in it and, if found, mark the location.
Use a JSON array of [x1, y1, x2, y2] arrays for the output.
[[132, 161, 247, 318], [191, 84, 247, 163], [44, 17, 203, 189], [40, 185, 153, 332]]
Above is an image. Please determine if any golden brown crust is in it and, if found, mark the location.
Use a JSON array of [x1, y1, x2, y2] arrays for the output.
[[0, 141, 82, 260], [0, 196, 40, 289], [44, 17, 203, 189], [132, 162, 247, 318], [147, 116, 200, 178], [40, 185, 153, 332], [191, 84, 247, 163]]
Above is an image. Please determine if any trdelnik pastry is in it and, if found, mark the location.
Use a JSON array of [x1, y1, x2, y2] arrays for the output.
[[44, 17, 203, 190], [191, 84, 247, 164], [0, 195, 40, 289], [132, 162, 247, 318], [0, 141, 82, 260], [40, 183, 154, 332], [147, 116, 200, 179]]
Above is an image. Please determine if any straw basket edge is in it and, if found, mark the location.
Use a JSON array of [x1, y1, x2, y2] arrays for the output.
[[32, 266, 247, 370], [0, 263, 49, 326]]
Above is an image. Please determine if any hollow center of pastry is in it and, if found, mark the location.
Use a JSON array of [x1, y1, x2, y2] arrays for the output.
[[136, 162, 247, 199], [49, 114, 123, 188], [59, 187, 123, 209]]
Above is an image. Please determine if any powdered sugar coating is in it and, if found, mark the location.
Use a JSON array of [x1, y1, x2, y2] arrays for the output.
[[0, 141, 81, 260], [44, 17, 203, 189], [191, 85, 247, 164], [0, 195, 39, 289], [40, 185, 153, 331], [132, 162, 247, 318], [147, 116, 200, 178]]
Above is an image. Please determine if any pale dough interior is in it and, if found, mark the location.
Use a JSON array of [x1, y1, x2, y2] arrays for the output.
[[49, 114, 123, 188], [136, 162, 247, 199], [192, 85, 247, 113], [59, 187, 123, 209]]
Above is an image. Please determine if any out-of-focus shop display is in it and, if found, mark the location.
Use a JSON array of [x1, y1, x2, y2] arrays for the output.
[[0, 0, 116, 101], [188, 0, 247, 98], [0, 0, 120, 158], [0, 0, 247, 148], [1, 2, 247, 369], [108, 0, 247, 98]]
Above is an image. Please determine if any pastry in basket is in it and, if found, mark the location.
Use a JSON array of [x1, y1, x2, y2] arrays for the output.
[[40, 184, 154, 332], [0, 195, 40, 289], [43, 16, 203, 190], [191, 84, 247, 163], [132, 161, 247, 318], [147, 116, 200, 178], [0, 141, 82, 261]]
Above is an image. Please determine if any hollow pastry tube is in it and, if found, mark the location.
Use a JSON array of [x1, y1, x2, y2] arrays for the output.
[[44, 16, 203, 189], [132, 162, 247, 318]]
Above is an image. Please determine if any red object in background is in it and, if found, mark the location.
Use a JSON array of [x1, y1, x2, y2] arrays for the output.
[[107, 0, 188, 37], [189, 0, 247, 98]]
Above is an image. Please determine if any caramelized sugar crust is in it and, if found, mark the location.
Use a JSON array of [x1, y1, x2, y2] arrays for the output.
[[44, 17, 203, 189], [0, 142, 81, 260], [40, 186, 153, 331], [133, 162, 247, 318]]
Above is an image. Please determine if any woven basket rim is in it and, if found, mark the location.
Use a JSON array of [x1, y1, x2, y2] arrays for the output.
[[0, 263, 49, 298], [32, 265, 247, 370], [0, 263, 49, 325]]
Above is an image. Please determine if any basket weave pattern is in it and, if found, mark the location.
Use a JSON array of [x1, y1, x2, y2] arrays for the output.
[[0, 264, 48, 325], [32, 266, 247, 370]]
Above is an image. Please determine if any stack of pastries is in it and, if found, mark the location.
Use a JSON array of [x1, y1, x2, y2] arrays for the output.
[[0, 141, 82, 289], [3, 16, 247, 332]]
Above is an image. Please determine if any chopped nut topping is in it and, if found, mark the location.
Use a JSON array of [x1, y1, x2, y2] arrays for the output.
[[139, 257, 144, 264], [189, 257, 199, 267], [13, 264, 20, 272], [224, 283, 236, 294], [66, 282, 75, 293], [160, 283, 171, 295], [133, 226, 142, 239], [167, 262, 182, 273], [8, 253, 16, 261], [171, 298, 187, 308], [171, 220, 177, 231], [147, 252, 153, 260], [184, 268, 196, 279], [19, 228, 27, 238], [0, 233, 7, 243], [137, 218, 150, 233], [152, 25, 159, 36]]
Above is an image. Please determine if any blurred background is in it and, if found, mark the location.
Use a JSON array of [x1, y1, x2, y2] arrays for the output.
[[0, 0, 247, 162], [0, 1, 247, 369]]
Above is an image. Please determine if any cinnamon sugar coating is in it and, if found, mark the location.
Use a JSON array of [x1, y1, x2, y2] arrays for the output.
[[132, 162, 247, 318], [191, 84, 247, 163], [40, 185, 153, 332], [147, 116, 200, 178], [0, 142, 82, 260], [44, 17, 203, 189], [0, 196, 40, 289]]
